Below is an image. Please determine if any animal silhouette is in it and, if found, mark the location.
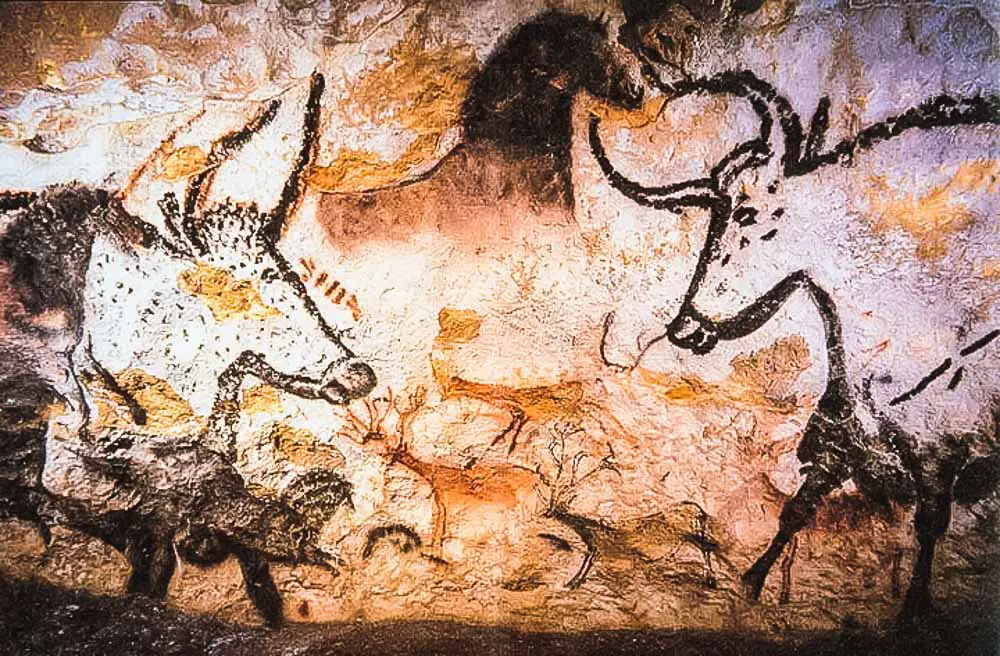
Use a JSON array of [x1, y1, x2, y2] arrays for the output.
[[317, 10, 646, 253], [0, 362, 348, 627], [591, 69, 1000, 621], [0, 72, 374, 625]]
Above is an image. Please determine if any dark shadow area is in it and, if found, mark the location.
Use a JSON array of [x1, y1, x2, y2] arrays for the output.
[[0, 577, 996, 656]]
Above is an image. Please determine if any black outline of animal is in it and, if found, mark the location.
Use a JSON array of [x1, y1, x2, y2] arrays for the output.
[[0, 72, 376, 457], [0, 360, 351, 627], [589, 69, 1000, 622], [0, 72, 373, 626]]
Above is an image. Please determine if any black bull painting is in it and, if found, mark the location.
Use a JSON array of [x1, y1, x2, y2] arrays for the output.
[[591, 69, 1000, 621]]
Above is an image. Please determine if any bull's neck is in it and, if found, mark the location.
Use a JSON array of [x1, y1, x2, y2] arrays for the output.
[[800, 276, 853, 419]]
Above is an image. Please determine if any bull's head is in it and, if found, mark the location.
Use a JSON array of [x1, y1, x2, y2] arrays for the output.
[[155, 73, 376, 404], [590, 70, 807, 355]]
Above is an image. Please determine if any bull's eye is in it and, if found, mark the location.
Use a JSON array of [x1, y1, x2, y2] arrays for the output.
[[734, 207, 758, 227]]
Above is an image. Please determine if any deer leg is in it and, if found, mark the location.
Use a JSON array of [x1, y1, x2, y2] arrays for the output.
[[236, 548, 284, 627], [490, 407, 527, 455], [125, 529, 176, 598], [554, 512, 598, 589], [742, 465, 846, 600], [567, 543, 597, 589], [428, 492, 447, 558], [699, 547, 718, 589]]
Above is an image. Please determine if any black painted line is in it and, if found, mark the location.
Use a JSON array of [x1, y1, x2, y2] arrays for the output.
[[889, 358, 952, 406], [947, 366, 964, 391], [960, 328, 1000, 357]]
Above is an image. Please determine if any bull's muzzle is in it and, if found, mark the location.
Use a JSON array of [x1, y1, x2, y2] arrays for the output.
[[667, 309, 719, 355], [319, 359, 377, 404]]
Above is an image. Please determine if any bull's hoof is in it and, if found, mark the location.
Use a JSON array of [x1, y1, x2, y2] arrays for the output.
[[740, 568, 765, 601], [898, 589, 942, 628]]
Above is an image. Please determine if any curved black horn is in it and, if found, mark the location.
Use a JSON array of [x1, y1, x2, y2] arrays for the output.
[[591, 70, 807, 207], [265, 71, 326, 242], [588, 113, 716, 211], [182, 98, 282, 253]]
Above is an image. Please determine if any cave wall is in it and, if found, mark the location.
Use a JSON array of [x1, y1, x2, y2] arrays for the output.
[[0, 0, 998, 634]]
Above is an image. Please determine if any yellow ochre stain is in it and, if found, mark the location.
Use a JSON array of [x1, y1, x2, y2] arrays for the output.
[[437, 307, 483, 343], [867, 160, 999, 260], [87, 368, 203, 435], [268, 422, 346, 469], [159, 144, 210, 181], [637, 335, 811, 412], [178, 263, 279, 322], [982, 259, 1000, 279], [309, 21, 477, 193], [241, 384, 283, 415]]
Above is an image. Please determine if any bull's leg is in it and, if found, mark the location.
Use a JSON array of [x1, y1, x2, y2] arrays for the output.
[[742, 466, 847, 600], [899, 490, 951, 622], [235, 548, 284, 627], [125, 530, 176, 598], [900, 468, 959, 623]]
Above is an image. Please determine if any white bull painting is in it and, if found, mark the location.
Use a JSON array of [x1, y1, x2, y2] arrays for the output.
[[591, 69, 1000, 622], [0, 72, 375, 625]]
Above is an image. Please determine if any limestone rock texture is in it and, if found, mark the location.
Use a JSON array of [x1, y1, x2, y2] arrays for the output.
[[0, 0, 998, 641]]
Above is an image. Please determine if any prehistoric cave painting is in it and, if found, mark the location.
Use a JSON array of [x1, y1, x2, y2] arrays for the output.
[[317, 10, 646, 249], [532, 423, 722, 591], [0, 359, 348, 627], [0, 72, 376, 624], [592, 69, 1000, 620], [617, 0, 765, 89], [431, 317, 600, 456], [336, 388, 564, 570]]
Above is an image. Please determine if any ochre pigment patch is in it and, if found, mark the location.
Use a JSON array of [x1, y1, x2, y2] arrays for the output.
[[241, 384, 283, 416], [158, 144, 210, 181], [636, 336, 811, 413], [866, 160, 999, 260], [178, 263, 279, 322], [729, 335, 811, 404], [267, 422, 346, 469], [437, 308, 483, 343], [309, 21, 476, 192], [88, 368, 202, 435], [984, 259, 1000, 279]]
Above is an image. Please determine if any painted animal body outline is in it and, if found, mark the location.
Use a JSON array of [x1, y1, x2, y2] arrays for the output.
[[590, 69, 1000, 621], [0, 72, 376, 625], [316, 10, 647, 254]]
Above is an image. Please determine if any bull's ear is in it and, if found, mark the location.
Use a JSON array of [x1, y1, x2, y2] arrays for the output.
[[710, 139, 777, 198]]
